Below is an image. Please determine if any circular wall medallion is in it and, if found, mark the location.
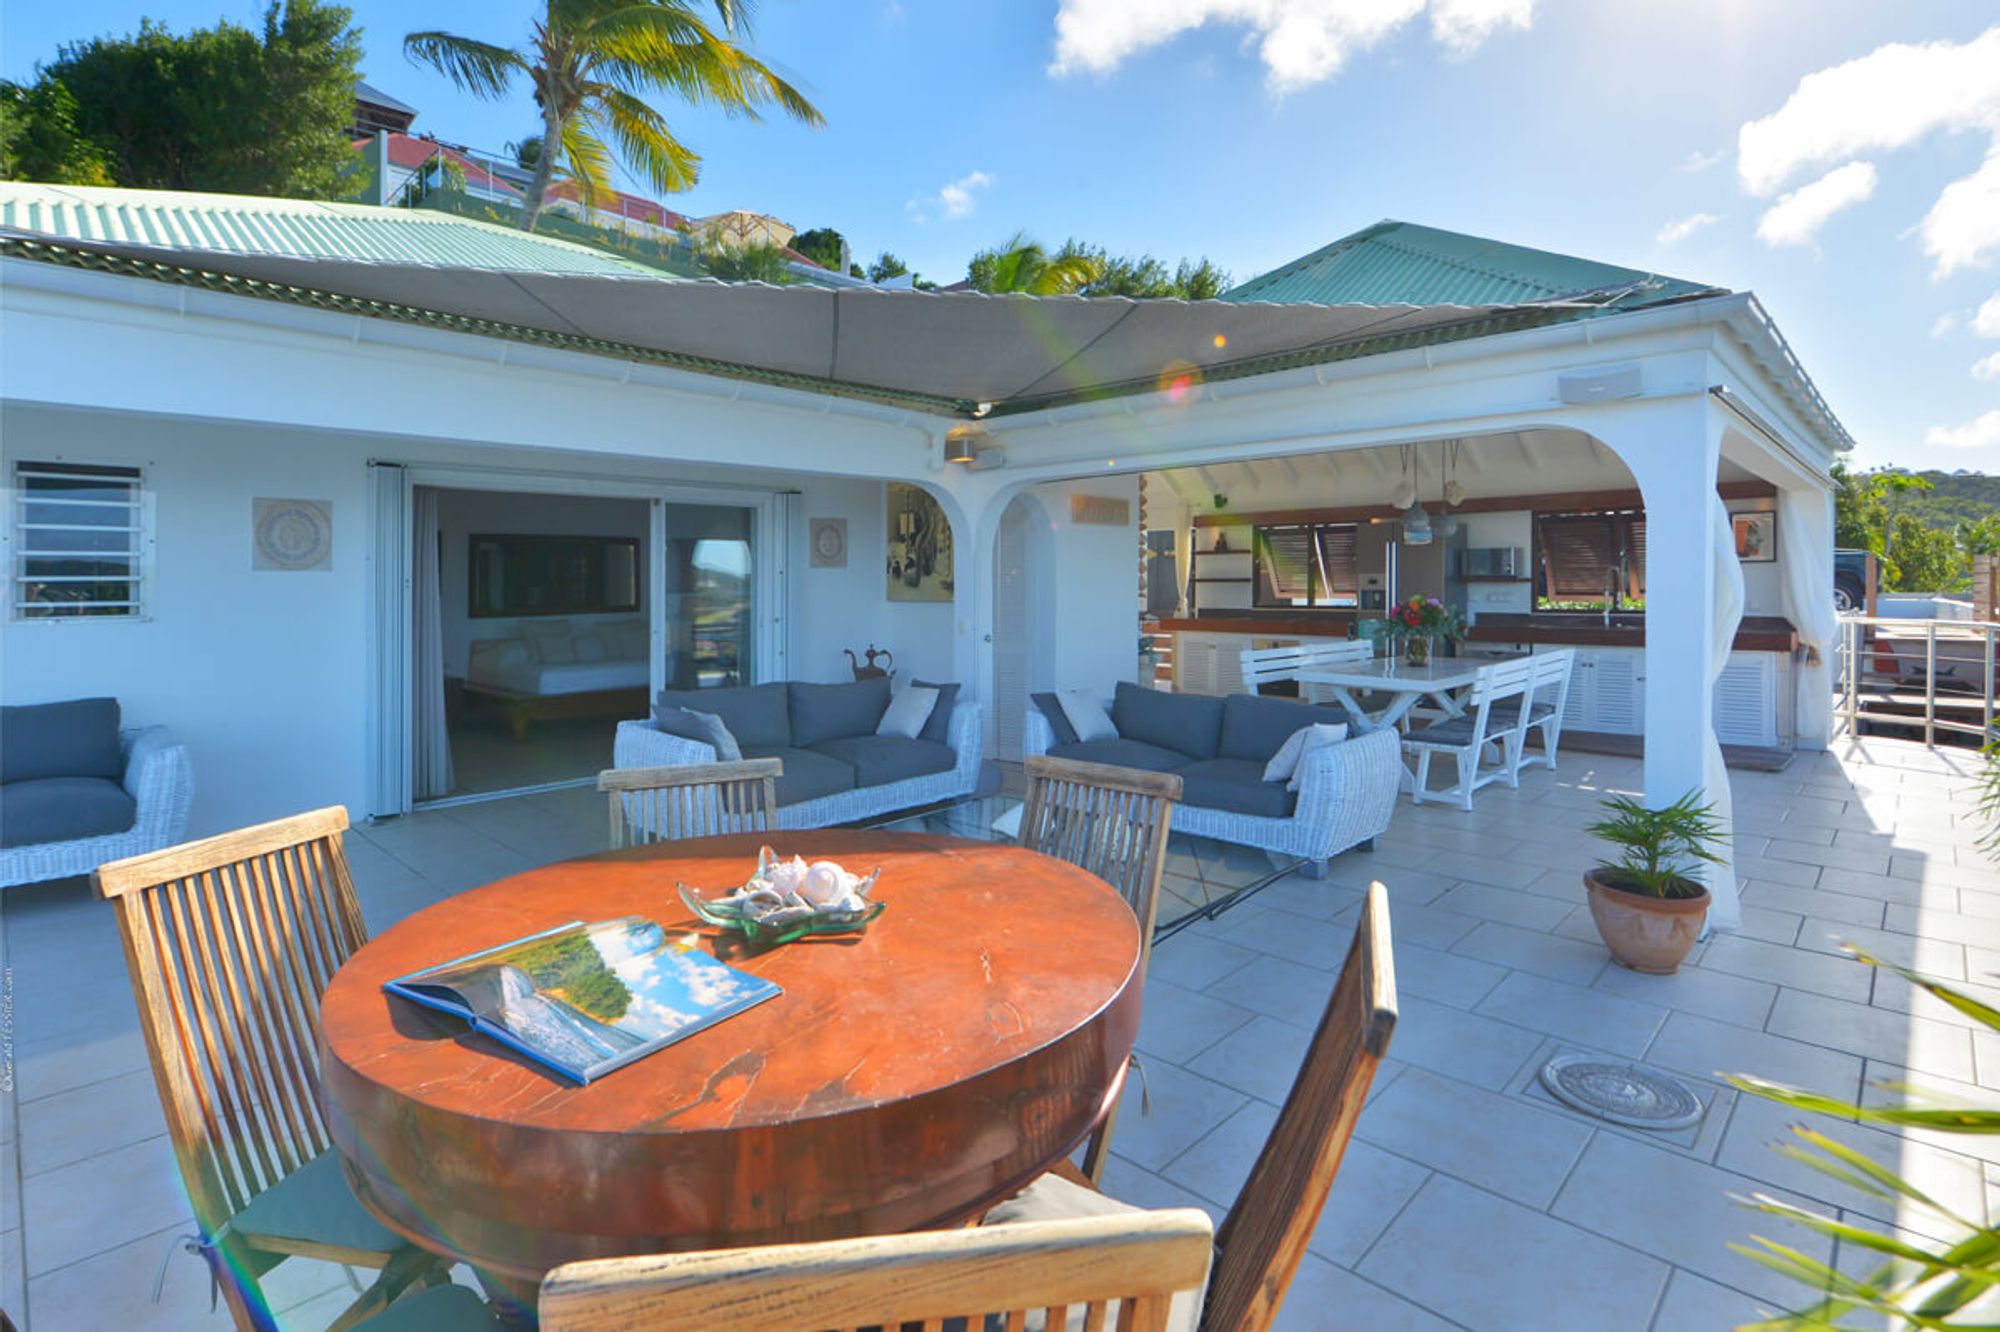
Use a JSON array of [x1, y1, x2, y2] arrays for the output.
[[809, 517, 848, 568], [1538, 1054, 1704, 1131], [255, 500, 332, 571]]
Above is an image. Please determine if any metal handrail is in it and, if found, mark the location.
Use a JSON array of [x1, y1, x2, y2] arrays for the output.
[[1834, 614, 1998, 747]]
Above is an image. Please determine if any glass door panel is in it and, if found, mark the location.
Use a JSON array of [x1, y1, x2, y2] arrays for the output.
[[661, 503, 754, 690]]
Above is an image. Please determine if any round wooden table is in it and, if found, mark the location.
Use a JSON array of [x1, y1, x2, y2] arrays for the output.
[[319, 829, 1142, 1293]]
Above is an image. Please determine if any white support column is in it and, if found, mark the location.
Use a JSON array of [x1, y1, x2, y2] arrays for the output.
[[1779, 484, 1838, 749], [1600, 401, 1742, 931], [930, 469, 1011, 760]]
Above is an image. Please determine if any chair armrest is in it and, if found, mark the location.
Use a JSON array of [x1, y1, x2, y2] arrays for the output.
[[612, 719, 716, 769], [947, 701, 984, 777], [122, 726, 193, 845], [1291, 727, 1401, 857], [1023, 708, 1055, 758]]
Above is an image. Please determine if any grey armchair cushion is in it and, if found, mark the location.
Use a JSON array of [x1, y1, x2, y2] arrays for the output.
[[809, 735, 955, 787], [788, 678, 893, 748], [739, 745, 857, 805], [911, 679, 961, 745], [1031, 692, 1079, 746], [1, 697, 123, 783], [656, 683, 790, 748], [1218, 693, 1352, 764], [0, 776, 138, 848], [1173, 758, 1298, 818], [1046, 738, 1188, 772], [1112, 681, 1223, 761], [229, 1149, 407, 1254], [651, 705, 741, 759]]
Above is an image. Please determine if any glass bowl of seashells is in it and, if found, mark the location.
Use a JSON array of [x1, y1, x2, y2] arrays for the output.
[[678, 845, 885, 946]]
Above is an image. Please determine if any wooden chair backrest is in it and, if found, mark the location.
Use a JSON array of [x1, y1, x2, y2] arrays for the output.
[[1206, 882, 1397, 1332], [1020, 755, 1182, 981], [539, 1210, 1215, 1332], [1238, 639, 1373, 692], [598, 758, 782, 849], [92, 807, 367, 1242]]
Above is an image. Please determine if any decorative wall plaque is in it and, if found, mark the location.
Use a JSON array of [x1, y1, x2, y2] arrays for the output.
[[810, 517, 849, 568], [1070, 494, 1131, 526], [253, 498, 333, 571]]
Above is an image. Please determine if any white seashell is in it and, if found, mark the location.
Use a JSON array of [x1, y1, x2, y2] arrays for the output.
[[801, 861, 850, 907]]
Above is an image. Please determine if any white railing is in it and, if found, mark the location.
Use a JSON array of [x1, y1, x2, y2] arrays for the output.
[[1834, 614, 1997, 748]]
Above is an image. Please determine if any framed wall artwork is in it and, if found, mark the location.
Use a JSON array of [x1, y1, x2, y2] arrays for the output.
[[1733, 511, 1776, 563], [886, 483, 954, 602], [809, 517, 849, 568]]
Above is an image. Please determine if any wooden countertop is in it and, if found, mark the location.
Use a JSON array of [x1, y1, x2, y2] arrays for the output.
[[1153, 614, 1800, 653]]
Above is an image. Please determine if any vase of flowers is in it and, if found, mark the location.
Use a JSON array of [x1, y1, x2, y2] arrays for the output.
[[1385, 595, 1463, 666]]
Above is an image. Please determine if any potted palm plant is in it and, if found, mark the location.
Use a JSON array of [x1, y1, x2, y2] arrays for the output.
[[1583, 791, 1727, 973]]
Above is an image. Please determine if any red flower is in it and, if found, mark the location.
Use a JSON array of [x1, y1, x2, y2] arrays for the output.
[[1402, 608, 1421, 626]]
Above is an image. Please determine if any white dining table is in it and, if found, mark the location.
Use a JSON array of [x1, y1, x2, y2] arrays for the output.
[[1295, 656, 1499, 735]]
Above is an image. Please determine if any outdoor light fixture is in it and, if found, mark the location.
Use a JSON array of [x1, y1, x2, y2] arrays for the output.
[[944, 424, 987, 464]]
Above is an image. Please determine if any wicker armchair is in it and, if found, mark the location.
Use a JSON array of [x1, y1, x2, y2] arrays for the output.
[[0, 726, 192, 889]]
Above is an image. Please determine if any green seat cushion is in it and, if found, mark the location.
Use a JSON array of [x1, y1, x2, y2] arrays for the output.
[[355, 1284, 495, 1332], [229, 1150, 406, 1256]]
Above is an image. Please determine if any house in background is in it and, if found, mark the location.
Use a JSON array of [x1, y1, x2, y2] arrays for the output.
[[0, 183, 1851, 932]]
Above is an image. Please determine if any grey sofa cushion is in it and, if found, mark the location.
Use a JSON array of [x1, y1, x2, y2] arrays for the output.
[[739, 744, 857, 805], [650, 705, 741, 759], [1, 697, 123, 784], [788, 678, 892, 748], [1031, 692, 1079, 746], [1047, 738, 1188, 773], [911, 679, 961, 745], [656, 683, 790, 749], [0, 776, 137, 848], [809, 735, 955, 788], [1219, 693, 1353, 763], [1173, 757, 1298, 819], [1112, 681, 1222, 761]]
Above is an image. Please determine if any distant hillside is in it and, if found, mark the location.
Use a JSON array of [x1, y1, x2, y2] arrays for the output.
[[1908, 471, 2000, 531]]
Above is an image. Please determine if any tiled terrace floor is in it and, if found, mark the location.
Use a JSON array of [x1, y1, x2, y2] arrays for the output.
[[3, 736, 1995, 1330]]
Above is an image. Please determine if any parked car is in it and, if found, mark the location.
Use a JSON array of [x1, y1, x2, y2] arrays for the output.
[[1834, 548, 1868, 613]]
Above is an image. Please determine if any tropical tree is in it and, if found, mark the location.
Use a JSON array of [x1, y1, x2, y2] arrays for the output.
[[790, 225, 844, 271], [1046, 240, 1231, 299], [867, 251, 908, 281], [405, 0, 823, 231], [1958, 514, 2000, 557], [698, 237, 789, 282], [966, 231, 1105, 295]]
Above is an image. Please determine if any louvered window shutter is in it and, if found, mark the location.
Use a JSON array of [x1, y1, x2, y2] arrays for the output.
[[1256, 525, 1315, 603], [1315, 525, 1359, 599]]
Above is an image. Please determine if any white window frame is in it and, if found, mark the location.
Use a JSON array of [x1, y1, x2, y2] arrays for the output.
[[10, 459, 154, 622]]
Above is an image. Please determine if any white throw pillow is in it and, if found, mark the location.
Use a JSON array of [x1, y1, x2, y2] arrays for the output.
[[1262, 722, 1350, 789], [1057, 689, 1118, 743], [877, 685, 940, 739]]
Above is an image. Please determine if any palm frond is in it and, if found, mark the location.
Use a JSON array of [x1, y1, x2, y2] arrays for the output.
[[557, 111, 616, 212], [595, 88, 701, 194], [1032, 251, 1107, 296], [402, 31, 525, 98]]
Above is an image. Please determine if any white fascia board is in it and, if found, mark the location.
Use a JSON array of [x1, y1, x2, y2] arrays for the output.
[[0, 258, 946, 480]]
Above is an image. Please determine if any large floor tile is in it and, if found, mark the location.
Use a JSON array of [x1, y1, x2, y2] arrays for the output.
[[17, 1067, 164, 1177], [1449, 921, 1608, 986], [1202, 955, 1335, 1025], [1473, 971, 1667, 1058], [1697, 934, 1873, 1003], [1304, 1138, 1432, 1267], [1101, 1062, 1250, 1172], [1384, 996, 1546, 1090], [1649, 1268, 1783, 1332], [1767, 987, 1975, 1083], [1645, 1011, 1865, 1099], [1274, 1253, 1460, 1332], [20, 1135, 189, 1276], [1428, 882, 1573, 931], [1159, 1101, 1277, 1207], [1133, 978, 1258, 1065], [1357, 1067, 1592, 1208], [1185, 1014, 1313, 1106], [1595, 961, 1777, 1030], [1360, 1175, 1670, 1332], [1389, 942, 1509, 1009]]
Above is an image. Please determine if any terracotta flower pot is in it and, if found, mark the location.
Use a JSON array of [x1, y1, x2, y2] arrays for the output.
[[1583, 868, 1709, 974]]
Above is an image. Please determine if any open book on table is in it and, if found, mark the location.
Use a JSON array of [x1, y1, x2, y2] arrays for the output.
[[384, 916, 781, 1084]]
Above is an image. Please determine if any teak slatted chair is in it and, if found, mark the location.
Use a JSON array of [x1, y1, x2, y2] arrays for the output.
[[598, 758, 783, 849], [984, 882, 1397, 1332], [538, 1210, 1215, 1332], [1019, 755, 1182, 1184], [91, 807, 471, 1332]]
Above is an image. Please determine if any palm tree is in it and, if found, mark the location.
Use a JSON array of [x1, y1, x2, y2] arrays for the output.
[[405, 1, 823, 231], [967, 232, 1104, 295]]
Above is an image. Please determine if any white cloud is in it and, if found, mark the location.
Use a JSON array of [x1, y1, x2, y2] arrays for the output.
[[1921, 145, 2000, 275], [1736, 25, 2000, 197], [1926, 409, 2000, 448], [1975, 351, 2000, 380], [907, 169, 993, 224], [1755, 161, 1878, 247], [1048, 0, 1532, 93], [1932, 311, 1960, 338], [1680, 148, 1726, 173], [1977, 291, 2000, 337], [1656, 212, 1720, 244]]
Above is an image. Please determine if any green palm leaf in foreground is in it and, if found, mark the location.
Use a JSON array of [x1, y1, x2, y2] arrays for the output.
[[404, 0, 822, 231], [1725, 948, 2000, 1328]]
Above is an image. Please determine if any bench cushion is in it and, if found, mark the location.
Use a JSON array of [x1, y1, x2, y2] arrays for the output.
[[656, 683, 790, 749], [739, 745, 856, 805], [1, 697, 123, 784], [1173, 757, 1298, 819], [1218, 693, 1351, 763], [810, 735, 955, 788], [788, 678, 892, 748], [1112, 682, 1222, 761], [1047, 738, 1188, 773], [0, 776, 137, 848]]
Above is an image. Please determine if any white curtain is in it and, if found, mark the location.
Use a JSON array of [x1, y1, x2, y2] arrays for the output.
[[1778, 488, 1838, 748], [413, 487, 456, 800], [1703, 492, 1746, 931]]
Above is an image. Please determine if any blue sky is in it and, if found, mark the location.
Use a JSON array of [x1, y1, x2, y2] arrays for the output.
[[4, 1, 1997, 473]]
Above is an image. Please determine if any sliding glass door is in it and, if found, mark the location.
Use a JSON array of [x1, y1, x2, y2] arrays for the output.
[[658, 503, 756, 691]]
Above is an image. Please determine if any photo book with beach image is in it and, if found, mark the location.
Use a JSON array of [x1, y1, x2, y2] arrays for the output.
[[384, 916, 781, 1084]]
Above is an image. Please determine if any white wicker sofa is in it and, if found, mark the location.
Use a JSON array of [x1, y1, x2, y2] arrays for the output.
[[1024, 684, 1400, 878], [612, 679, 982, 830], [1, 711, 193, 889]]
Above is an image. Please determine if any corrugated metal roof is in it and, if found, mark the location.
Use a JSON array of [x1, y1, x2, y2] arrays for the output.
[[1222, 220, 1718, 310], [0, 182, 662, 277]]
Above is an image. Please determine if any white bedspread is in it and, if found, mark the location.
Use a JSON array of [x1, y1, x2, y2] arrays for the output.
[[468, 653, 648, 696]]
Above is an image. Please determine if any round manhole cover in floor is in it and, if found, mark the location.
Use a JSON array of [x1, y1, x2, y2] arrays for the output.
[[1538, 1054, 1705, 1130]]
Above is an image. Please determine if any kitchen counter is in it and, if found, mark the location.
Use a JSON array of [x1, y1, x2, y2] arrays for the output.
[[1151, 613, 1799, 653]]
